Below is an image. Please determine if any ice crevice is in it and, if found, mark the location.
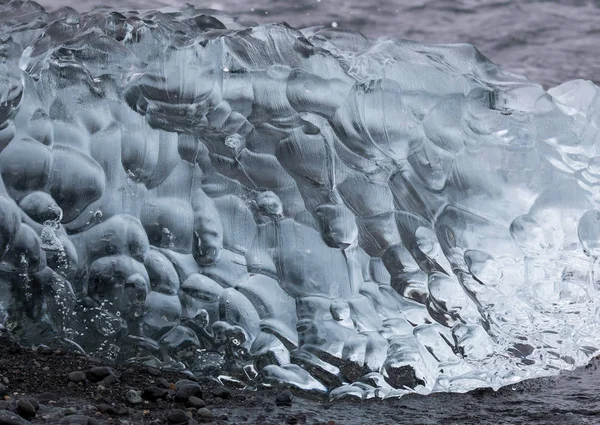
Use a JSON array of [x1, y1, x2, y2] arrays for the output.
[[1, 0, 600, 398]]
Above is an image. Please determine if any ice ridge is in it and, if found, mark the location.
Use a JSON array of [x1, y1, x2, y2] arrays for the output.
[[1, 0, 600, 398]]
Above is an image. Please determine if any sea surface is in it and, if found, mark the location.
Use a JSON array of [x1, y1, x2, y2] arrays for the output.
[[30, 0, 600, 88]]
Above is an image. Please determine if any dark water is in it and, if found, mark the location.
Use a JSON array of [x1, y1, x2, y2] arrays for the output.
[[34, 0, 600, 88]]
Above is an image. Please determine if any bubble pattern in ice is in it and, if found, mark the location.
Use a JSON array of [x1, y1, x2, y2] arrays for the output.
[[2, 0, 600, 398]]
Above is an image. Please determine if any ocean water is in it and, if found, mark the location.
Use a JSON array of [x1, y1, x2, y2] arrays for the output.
[[32, 0, 600, 88]]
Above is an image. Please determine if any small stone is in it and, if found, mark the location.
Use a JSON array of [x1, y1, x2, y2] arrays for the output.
[[68, 371, 86, 384], [38, 392, 58, 403], [123, 368, 136, 376], [275, 390, 293, 407], [196, 408, 214, 422], [146, 367, 161, 377], [211, 386, 230, 399], [100, 374, 119, 386], [88, 367, 118, 381], [60, 414, 100, 424], [115, 404, 129, 417], [42, 367, 50, 372], [166, 409, 188, 425], [0, 410, 32, 424], [0, 384, 5, 397], [175, 383, 202, 402], [142, 386, 167, 401], [125, 390, 142, 405], [32, 361, 41, 368], [97, 404, 119, 415], [64, 407, 78, 415], [24, 399, 38, 412], [157, 378, 170, 389], [1, 378, 8, 385], [187, 396, 205, 409], [175, 380, 197, 390], [16, 399, 36, 419]]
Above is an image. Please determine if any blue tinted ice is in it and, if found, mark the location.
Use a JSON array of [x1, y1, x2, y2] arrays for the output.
[[2, 0, 600, 398]]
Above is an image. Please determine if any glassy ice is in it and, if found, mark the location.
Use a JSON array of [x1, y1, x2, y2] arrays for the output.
[[1, 0, 600, 398]]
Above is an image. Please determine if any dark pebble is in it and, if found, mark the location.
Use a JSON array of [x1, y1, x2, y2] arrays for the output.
[[17, 400, 35, 419], [0, 401, 9, 410], [123, 367, 137, 376], [167, 409, 188, 425], [187, 396, 205, 409], [146, 366, 161, 376], [211, 386, 230, 399], [68, 371, 86, 384], [116, 404, 129, 416], [99, 374, 119, 386], [16, 400, 35, 419], [158, 378, 171, 389], [276, 390, 293, 407], [175, 379, 197, 389], [88, 367, 118, 381], [60, 415, 100, 425], [37, 392, 59, 403], [0, 410, 31, 425], [23, 400, 38, 412], [196, 408, 214, 422], [142, 386, 168, 401], [175, 383, 202, 402], [97, 403, 120, 415], [0, 384, 5, 397]]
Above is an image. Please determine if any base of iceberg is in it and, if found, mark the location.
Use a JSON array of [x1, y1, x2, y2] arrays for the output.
[[2, 0, 600, 398]]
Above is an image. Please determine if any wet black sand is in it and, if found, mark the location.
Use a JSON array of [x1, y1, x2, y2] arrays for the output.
[[1, 327, 600, 425]]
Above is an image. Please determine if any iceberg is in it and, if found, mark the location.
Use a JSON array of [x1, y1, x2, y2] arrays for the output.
[[2, 0, 600, 398]]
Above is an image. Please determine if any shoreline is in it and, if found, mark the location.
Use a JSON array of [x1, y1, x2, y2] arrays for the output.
[[1, 330, 599, 425]]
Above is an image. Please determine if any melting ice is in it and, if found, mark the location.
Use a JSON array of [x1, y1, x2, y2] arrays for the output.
[[1, 0, 600, 399]]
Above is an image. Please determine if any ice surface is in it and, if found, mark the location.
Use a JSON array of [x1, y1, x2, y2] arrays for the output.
[[2, 0, 600, 397]]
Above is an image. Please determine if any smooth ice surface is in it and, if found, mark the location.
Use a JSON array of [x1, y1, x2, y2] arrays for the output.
[[2, 0, 600, 398]]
